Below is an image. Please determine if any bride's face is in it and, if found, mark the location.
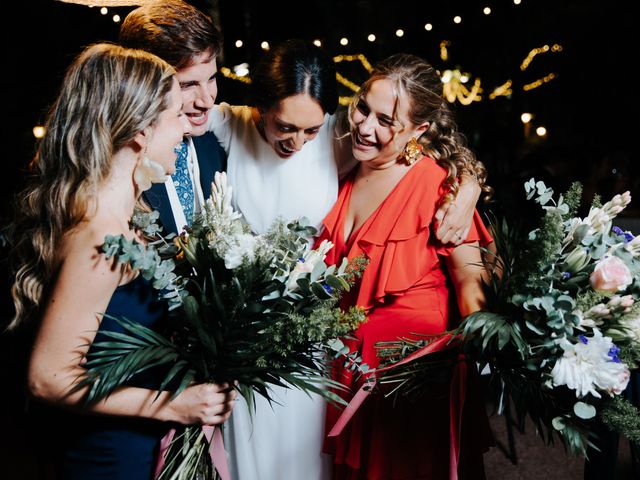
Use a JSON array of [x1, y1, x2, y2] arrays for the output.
[[259, 93, 326, 159]]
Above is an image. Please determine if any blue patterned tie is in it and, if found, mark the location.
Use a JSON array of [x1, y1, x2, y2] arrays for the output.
[[171, 139, 195, 223]]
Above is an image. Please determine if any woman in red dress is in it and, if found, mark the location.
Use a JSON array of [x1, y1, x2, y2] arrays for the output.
[[318, 54, 494, 480]]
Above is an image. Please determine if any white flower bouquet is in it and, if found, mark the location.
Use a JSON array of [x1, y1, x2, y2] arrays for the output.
[[373, 179, 640, 457], [77, 172, 367, 479], [457, 179, 640, 456]]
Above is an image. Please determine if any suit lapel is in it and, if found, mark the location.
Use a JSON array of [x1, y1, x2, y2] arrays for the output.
[[193, 132, 227, 199]]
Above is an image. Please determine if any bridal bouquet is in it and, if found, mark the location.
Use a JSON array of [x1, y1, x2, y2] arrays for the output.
[[376, 179, 640, 457], [77, 172, 367, 480]]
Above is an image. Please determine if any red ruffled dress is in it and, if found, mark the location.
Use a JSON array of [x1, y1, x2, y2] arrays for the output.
[[316, 157, 494, 480]]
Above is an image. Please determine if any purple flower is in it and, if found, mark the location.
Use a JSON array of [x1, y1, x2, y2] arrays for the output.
[[608, 344, 621, 363], [562, 272, 572, 280], [612, 226, 635, 243], [323, 284, 333, 294], [578, 335, 589, 344]]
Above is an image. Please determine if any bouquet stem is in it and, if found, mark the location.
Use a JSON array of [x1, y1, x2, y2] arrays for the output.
[[155, 425, 230, 480]]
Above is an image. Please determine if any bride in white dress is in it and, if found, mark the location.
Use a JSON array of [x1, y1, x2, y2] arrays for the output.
[[207, 40, 483, 480], [208, 39, 344, 480]]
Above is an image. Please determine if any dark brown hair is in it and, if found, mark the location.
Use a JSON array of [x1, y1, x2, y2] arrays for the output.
[[119, 0, 222, 69], [251, 39, 338, 115]]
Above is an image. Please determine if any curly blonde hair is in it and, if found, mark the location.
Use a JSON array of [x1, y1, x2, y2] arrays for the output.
[[349, 53, 492, 202], [8, 43, 175, 330]]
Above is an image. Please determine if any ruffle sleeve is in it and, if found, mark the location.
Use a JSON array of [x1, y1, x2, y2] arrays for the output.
[[320, 158, 459, 312]]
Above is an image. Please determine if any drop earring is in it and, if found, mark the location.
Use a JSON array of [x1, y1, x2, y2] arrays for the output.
[[399, 137, 424, 166], [133, 150, 167, 192]]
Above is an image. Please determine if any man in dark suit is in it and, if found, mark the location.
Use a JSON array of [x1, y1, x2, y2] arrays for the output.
[[119, 0, 227, 233]]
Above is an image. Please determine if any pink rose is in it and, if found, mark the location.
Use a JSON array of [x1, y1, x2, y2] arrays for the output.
[[589, 255, 633, 293]]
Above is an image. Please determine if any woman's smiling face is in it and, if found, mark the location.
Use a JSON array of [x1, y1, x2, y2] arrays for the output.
[[259, 93, 326, 159], [350, 78, 423, 167]]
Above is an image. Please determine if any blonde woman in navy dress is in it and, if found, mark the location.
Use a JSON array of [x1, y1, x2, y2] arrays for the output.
[[8, 43, 235, 479]]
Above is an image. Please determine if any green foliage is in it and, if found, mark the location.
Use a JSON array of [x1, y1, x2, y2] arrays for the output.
[[563, 182, 583, 218], [73, 315, 195, 404], [101, 234, 185, 310], [83, 180, 369, 478], [600, 396, 640, 443], [373, 178, 640, 458]]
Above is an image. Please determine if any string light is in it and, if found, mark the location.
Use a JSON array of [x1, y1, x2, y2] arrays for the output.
[[32, 126, 45, 139], [336, 72, 360, 93], [57, 0, 564, 118], [521, 113, 533, 123], [442, 69, 482, 105], [219, 36, 560, 107], [233, 63, 249, 77], [333, 54, 373, 73], [489, 80, 513, 99], [520, 44, 562, 71], [523, 73, 557, 91], [536, 126, 547, 137], [220, 66, 251, 84], [56, 1, 149, 5], [440, 40, 450, 62]]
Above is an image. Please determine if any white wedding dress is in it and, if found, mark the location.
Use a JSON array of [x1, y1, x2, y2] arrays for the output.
[[207, 104, 340, 480]]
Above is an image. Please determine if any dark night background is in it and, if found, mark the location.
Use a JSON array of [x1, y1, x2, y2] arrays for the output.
[[3, 0, 638, 227], [0, 0, 638, 477]]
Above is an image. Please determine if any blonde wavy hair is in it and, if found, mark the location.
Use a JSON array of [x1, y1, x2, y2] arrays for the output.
[[8, 43, 175, 330], [349, 53, 492, 203]]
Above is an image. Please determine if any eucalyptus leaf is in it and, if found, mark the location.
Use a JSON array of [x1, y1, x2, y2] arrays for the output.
[[574, 401, 597, 419]]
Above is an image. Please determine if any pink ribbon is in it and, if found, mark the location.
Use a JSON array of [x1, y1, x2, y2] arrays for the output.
[[328, 333, 466, 480], [154, 425, 230, 480]]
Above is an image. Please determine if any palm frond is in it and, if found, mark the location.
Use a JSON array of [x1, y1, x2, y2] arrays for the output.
[[74, 315, 193, 404]]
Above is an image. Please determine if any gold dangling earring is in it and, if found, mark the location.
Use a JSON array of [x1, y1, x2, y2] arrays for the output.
[[399, 137, 424, 166]]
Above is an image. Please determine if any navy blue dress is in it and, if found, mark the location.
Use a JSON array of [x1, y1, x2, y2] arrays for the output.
[[53, 276, 170, 480]]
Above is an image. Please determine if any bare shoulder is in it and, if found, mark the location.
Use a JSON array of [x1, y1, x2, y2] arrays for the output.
[[57, 219, 130, 290], [38, 219, 131, 336]]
